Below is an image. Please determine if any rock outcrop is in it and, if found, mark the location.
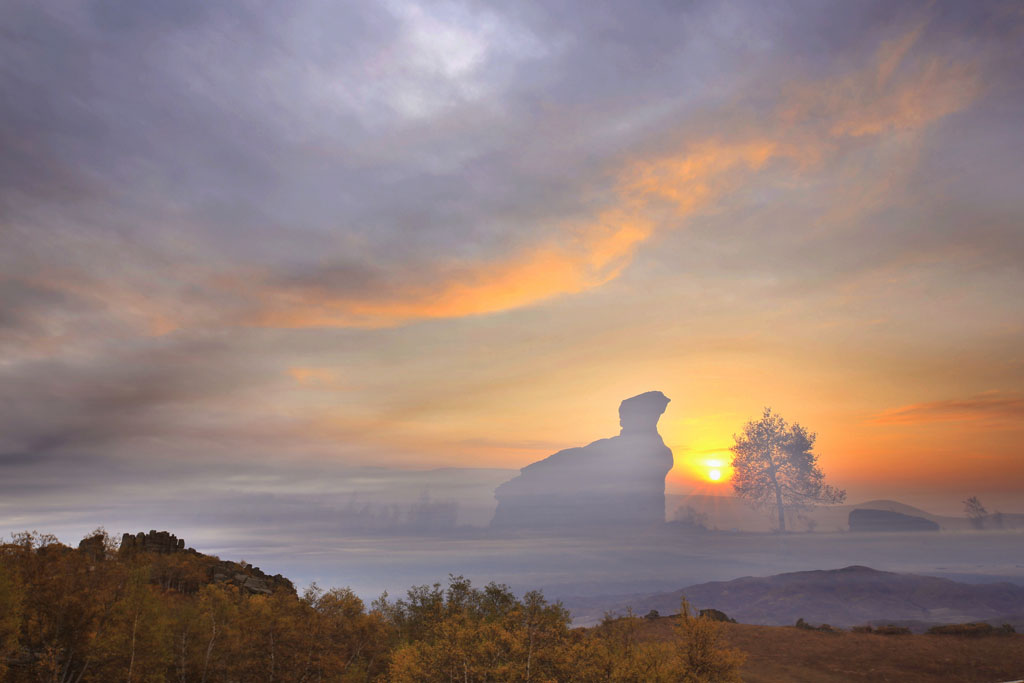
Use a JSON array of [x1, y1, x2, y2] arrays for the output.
[[115, 529, 295, 594], [491, 391, 673, 530], [848, 508, 940, 532], [119, 530, 186, 555], [77, 534, 108, 561]]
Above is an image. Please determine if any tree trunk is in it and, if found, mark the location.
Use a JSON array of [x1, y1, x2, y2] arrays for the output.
[[201, 620, 217, 683], [765, 444, 786, 533], [127, 612, 139, 682], [775, 483, 786, 533]]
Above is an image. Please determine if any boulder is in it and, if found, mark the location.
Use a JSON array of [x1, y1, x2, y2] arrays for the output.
[[491, 391, 673, 530]]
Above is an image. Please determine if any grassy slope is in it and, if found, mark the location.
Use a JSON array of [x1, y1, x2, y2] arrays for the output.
[[640, 619, 1024, 682]]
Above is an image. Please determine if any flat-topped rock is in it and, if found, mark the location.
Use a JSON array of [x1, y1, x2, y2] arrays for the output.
[[119, 530, 186, 555], [491, 391, 673, 530], [849, 508, 940, 532]]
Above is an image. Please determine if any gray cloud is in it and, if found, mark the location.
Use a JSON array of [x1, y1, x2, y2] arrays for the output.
[[0, 0, 1022, 535], [3, 0, 1019, 318]]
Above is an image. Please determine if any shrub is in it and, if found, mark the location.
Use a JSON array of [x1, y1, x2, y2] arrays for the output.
[[794, 618, 839, 633], [873, 625, 911, 635], [927, 622, 995, 637], [698, 608, 736, 623]]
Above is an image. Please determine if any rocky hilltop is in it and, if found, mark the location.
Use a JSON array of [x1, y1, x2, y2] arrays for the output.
[[78, 529, 295, 595], [491, 391, 673, 530]]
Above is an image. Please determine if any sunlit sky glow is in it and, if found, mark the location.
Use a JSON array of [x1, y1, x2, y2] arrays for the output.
[[1, 0, 1023, 520]]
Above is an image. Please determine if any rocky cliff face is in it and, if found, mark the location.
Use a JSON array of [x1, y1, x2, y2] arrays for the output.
[[491, 391, 673, 530]]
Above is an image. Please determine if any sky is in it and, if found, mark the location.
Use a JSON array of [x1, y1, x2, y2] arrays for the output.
[[2, 0, 1023, 536]]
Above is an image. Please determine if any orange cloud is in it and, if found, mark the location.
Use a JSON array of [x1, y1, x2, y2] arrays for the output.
[[288, 367, 343, 387], [869, 392, 1024, 425], [250, 20, 980, 330], [252, 137, 779, 329], [781, 21, 980, 139]]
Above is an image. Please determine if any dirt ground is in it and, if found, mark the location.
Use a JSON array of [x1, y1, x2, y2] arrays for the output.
[[640, 619, 1024, 682]]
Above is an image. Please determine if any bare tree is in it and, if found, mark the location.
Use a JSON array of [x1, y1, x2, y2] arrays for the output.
[[963, 496, 988, 529], [731, 408, 846, 532]]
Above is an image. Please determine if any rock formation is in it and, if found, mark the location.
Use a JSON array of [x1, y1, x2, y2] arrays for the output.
[[119, 530, 186, 555], [848, 508, 940, 532], [77, 534, 108, 561], [491, 391, 673, 530], [115, 529, 295, 594]]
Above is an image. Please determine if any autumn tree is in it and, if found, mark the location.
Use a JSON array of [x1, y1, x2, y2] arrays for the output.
[[1, 530, 751, 681], [674, 597, 744, 682], [572, 600, 745, 683], [577, 610, 679, 682], [731, 408, 846, 532], [4, 531, 128, 681], [0, 558, 23, 679], [91, 566, 172, 681], [384, 575, 578, 682]]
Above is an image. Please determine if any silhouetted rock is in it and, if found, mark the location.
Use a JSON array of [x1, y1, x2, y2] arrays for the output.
[[849, 508, 940, 532], [491, 391, 673, 530]]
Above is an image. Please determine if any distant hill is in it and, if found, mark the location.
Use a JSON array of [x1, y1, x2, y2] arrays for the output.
[[569, 566, 1024, 630], [666, 495, 1024, 532]]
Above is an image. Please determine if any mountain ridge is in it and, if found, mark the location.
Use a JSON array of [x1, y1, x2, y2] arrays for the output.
[[564, 565, 1024, 630]]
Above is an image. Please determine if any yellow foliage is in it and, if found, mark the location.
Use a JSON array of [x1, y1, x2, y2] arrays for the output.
[[0, 534, 748, 682]]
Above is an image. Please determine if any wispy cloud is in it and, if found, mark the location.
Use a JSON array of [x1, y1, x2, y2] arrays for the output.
[[869, 392, 1024, 425], [242, 19, 982, 329], [246, 138, 777, 328]]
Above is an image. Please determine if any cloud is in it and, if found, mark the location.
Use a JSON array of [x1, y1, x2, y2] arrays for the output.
[[0, 0, 1020, 496], [242, 19, 982, 329], [869, 392, 1024, 425], [246, 138, 781, 327], [288, 366, 344, 387], [0, 3, 1002, 354], [781, 25, 980, 139]]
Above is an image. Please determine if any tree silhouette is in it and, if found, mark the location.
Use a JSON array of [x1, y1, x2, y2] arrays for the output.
[[730, 408, 846, 532], [963, 496, 988, 529]]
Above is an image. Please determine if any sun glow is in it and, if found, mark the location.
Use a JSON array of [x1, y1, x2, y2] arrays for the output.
[[701, 457, 731, 484], [668, 443, 737, 490]]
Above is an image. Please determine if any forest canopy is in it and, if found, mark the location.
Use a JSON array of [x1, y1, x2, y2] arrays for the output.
[[0, 529, 742, 682]]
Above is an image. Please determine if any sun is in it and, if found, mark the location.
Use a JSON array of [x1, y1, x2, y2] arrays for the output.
[[674, 449, 734, 487], [700, 457, 732, 484]]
